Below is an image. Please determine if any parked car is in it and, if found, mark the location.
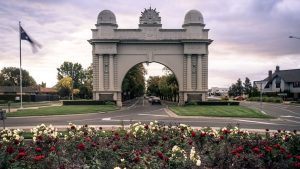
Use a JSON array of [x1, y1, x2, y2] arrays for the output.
[[233, 96, 245, 101], [148, 96, 155, 103], [151, 97, 161, 105]]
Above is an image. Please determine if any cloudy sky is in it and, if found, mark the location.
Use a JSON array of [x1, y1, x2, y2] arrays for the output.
[[0, 0, 300, 88]]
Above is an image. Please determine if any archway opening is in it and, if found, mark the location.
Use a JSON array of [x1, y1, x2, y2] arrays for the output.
[[121, 62, 179, 104]]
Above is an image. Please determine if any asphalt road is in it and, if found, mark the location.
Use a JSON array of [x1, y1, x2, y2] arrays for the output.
[[3, 98, 300, 131]]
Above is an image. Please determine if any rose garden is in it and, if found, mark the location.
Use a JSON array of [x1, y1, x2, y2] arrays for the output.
[[1, 121, 299, 169]]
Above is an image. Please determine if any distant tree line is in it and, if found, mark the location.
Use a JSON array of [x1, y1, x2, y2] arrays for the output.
[[146, 67, 179, 102], [122, 64, 146, 101], [0, 67, 36, 87], [228, 77, 259, 97], [56, 61, 92, 99]]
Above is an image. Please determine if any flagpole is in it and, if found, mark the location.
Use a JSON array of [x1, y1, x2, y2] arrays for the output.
[[19, 21, 23, 109]]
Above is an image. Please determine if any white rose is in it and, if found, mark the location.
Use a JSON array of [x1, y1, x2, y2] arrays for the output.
[[196, 159, 201, 166]]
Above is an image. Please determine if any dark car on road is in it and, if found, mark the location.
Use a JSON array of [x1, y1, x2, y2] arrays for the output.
[[151, 97, 161, 105]]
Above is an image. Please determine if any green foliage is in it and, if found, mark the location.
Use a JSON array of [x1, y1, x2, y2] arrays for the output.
[[243, 77, 252, 95], [62, 100, 115, 105], [122, 64, 146, 100], [146, 67, 179, 102], [56, 62, 92, 99], [247, 97, 283, 103], [1, 123, 299, 168], [0, 67, 36, 87]]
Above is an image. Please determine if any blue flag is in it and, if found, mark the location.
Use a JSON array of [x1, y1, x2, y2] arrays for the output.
[[20, 26, 42, 53]]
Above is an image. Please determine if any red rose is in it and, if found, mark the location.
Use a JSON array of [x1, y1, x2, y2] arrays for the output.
[[50, 146, 56, 152], [157, 151, 164, 160], [6, 146, 14, 154], [77, 143, 85, 151], [273, 144, 280, 149], [162, 136, 168, 141], [16, 152, 27, 159], [222, 129, 230, 135], [191, 131, 196, 137], [280, 147, 286, 153], [144, 125, 149, 130], [220, 136, 224, 140], [287, 154, 293, 159], [37, 135, 43, 140], [237, 146, 244, 153], [295, 156, 300, 160], [33, 155, 45, 161], [164, 156, 169, 162], [188, 139, 193, 145], [19, 148, 25, 152], [134, 156, 140, 163], [200, 132, 206, 137], [243, 157, 248, 161], [231, 150, 237, 155], [264, 146, 272, 152], [35, 147, 42, 152], [252, 147, 260, 154], [295, 162, 300, 168]]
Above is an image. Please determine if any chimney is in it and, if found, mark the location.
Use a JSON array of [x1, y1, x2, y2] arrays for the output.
[[268, 70, 272, 81], [275, 65, 280, 72]]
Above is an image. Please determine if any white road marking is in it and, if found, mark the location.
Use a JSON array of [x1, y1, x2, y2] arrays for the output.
[[281, 115, 294, 118], [138, 114, 169, 117], [102, 118, 111, 121], [238, 119, 277, 125], [261, 111, 267, 115], [283, 119, 300, 124]]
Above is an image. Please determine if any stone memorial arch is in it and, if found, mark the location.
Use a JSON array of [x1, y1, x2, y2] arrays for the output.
[[89, 7, 212, 107]]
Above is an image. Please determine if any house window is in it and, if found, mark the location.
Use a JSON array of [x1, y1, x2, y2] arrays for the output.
[[293, 82, 300, 88], [275, 77, 281, 88]]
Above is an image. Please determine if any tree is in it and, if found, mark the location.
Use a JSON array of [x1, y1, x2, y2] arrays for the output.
[[40, 81, 46, 88], [146, 76, 161, 97], [0, 67, 36, 86], [79, 65, 93, 99], [243, 77, 252, 96], [122, 64, 146, 100], [56, 76, 73, 98], [228, 78, 243, 97], [57, 61, 94, 99], [57, 62, 85, 89]]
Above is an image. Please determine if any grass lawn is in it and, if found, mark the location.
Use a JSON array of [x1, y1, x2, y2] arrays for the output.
[[7, 105, 118, 117], [169, 105, 272, 118]]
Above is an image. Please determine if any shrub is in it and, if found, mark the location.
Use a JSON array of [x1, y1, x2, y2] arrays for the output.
[[0, 122, 299, 168], [62, 100, 116, 105], [195, 101, 239, 106], [248, 97, 283, 103]]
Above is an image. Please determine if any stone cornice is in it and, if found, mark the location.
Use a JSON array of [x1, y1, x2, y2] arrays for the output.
[[182, 23, 206, 27], [88, 39, 213, 44]]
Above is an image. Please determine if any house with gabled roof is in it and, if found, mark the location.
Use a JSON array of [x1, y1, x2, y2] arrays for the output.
[[254, 66, 300, 99]]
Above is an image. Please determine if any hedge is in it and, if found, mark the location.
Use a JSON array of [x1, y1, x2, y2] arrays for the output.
[[247, 97, 283, 103], [187, 101, 240, 106], [62, 100, 116, 105]]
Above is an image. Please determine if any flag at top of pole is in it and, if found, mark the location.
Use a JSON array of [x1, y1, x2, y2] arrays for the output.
[[20, 24, 42, 53], [19, 21, 42, 109]]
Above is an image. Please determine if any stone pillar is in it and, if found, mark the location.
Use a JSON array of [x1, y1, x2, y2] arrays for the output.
[[187, 54, 192, 91], [178, 91, 185, 106], [117, 92, 122, 107], [92, 54, 98, 100], [98, 55, 103, 90], [109, 54, 114, 90], [197, 54, 202, 90]]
